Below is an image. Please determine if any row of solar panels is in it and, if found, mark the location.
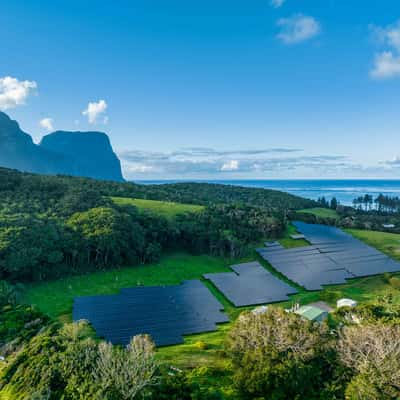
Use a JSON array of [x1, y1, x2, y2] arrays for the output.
[[73, 280, 228, 347], [204, 261, 298, 306], [257, 222, 400, 290]]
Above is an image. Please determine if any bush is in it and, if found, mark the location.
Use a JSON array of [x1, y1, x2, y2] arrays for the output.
[[194, 341, 208, 350], [389, 276, 400, 289]]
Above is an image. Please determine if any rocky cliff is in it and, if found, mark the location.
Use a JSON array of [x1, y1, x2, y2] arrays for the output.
[[0, 112, 124, 181]]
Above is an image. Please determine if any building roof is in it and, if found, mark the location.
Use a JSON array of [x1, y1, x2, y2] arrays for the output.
[[382, 224, 395, 228], [290, 234, 306, 240], [295, 305, 327, 321], [337, 298, 357, 308]]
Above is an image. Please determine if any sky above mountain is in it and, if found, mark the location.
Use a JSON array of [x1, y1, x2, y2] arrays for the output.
[[2, 0, 400, 180]]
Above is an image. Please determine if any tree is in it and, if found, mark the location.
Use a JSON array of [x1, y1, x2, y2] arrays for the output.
[[94, 335, 158, 399], [338, 323, 400, 399], [330, 197, 338, 210], [67, 207, 145, 267], [226, 307, 334, 399]]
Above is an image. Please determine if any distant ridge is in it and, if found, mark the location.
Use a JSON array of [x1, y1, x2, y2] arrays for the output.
[[0, 111, 123, 181]]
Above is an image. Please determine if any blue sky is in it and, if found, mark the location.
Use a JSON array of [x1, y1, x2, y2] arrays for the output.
[[2, 0, 400, 179]]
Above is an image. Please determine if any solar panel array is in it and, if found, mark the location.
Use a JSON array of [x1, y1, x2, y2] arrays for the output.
[[73, 280, 228, 347], [257, 222, 400, 291], [203, 261, 298, 307]]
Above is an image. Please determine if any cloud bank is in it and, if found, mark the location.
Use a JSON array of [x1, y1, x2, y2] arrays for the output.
[[118, 147, 357, 179]]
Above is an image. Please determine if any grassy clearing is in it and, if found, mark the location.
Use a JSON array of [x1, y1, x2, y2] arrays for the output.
[[346, 228, 400, 260], [23, 252, 256, 321], [111, 197, 204, 218], [23, 253, 236, 320], [279, 223, 310, 249], [23, 226, 400, 370], [299, 207, 339, 219]]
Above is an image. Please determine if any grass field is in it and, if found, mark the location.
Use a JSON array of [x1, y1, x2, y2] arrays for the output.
[[23, 225, 400, 369], [23, 252, 252, 320], [111, 197, 204, 218], [346, 228, 400, 260], [279, 223, 310, 248], [299, 207, 339, 219]]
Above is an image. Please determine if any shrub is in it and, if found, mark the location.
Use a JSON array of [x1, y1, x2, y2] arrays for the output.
[[389, 276, 400, 289]]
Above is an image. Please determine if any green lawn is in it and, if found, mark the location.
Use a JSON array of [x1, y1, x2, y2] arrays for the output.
[[279, 224, 310, 249], [111, 197, 204, 218], [22, 226, 400, 370], [299, 207, 339, 219], [346, 228, 400, 260], [23, 252, 249, 320], [23, 251, 252, 369]]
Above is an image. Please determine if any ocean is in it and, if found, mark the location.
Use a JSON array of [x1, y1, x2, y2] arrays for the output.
[[136, 179, 400, 206]]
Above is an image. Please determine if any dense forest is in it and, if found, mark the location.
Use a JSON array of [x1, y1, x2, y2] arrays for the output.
[[293, 194, 400, 233], [0, 167, 314, 282]]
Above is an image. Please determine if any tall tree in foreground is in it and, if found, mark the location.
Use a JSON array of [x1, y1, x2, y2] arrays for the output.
[[338, 323, 400, 399], [226, 307, 336, 399]]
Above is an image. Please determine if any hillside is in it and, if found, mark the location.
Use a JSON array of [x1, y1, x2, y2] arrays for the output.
[[2, 169, 400, 399], [0, 167, 304, 283], [0, 112, 123, 181]]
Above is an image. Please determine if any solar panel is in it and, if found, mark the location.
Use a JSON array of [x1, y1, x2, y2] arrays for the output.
[[204, 261, 298, 307], [260, 222, 400, 290], [73, 280, 228, 347]]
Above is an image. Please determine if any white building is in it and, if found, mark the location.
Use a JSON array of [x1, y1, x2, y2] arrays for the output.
[[337, 298, 357, 308]]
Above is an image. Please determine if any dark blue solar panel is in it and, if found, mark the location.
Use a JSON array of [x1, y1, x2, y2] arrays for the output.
[[260, 222, 400, 289], [204, 262, 298, 307], [73, 280, 228, 347]]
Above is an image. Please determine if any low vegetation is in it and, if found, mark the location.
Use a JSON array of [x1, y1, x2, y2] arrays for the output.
[[23, 253, 236, 319], [110, 197, 204, 218], [347, 228, 400, 259], [298, 207, 340, 220]]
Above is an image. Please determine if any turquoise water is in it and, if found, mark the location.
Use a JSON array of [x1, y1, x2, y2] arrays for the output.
[[136, 179, 400, 206]]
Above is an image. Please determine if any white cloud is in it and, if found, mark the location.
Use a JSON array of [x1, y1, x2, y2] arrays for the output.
[[370, 51, 400, 79], [277, 14, 320, 44], [82, 99, 108, 124], [371, 21, 400, 52], [39, 117, 54, 131], [271, 0, 285, 8], [221, 160, 239, 171], [369, 21, 400, 79], [0, 76, 37, 110]]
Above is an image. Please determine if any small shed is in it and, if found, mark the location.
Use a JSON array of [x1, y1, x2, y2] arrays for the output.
[[337, 298, 358, 308], [295, 305, 328, 323], [290, 234, 306, 240]]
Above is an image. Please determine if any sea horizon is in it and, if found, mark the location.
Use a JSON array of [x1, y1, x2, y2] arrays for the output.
[[134, 179, 400, 206]]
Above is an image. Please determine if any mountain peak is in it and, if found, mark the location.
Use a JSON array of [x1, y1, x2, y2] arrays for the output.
[[0, 111, 124, 181]]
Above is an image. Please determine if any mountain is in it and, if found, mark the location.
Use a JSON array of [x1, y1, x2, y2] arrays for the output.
[[0, 111, 124, 181]]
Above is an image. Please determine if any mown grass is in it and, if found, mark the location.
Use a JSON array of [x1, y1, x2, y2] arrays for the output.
[[279, 223, 310, 248], [346, 228, 400, 260], [298, 207, 339, 219], [23, 253, 236, 320], [111, 197, 204, 218], [22, 226, 400, 370]]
